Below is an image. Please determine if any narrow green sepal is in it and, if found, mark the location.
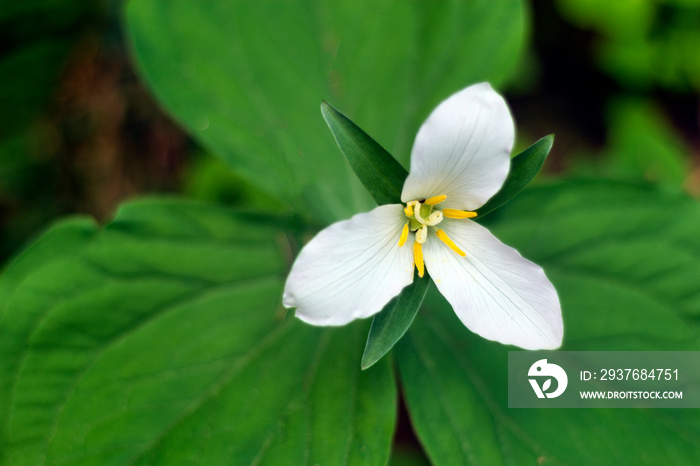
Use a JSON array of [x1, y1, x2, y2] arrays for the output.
[[361, 273, 431, 370], [321, 101, 408, 205], [476, 134, 554, 218]]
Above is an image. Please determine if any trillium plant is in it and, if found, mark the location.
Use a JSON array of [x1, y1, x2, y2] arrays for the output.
[[284, 83, 563, 357]]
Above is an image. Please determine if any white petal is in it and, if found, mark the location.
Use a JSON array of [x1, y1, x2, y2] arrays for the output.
[[401, 82, 514, 211], [424, 219, 562, 349], [283, 204, 415, 326]]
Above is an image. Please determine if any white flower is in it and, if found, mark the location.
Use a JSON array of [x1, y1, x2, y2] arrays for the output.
[[283, 83, 563, 350]]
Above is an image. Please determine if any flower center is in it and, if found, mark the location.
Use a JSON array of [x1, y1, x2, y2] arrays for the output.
[[396, 195, 477, 278]]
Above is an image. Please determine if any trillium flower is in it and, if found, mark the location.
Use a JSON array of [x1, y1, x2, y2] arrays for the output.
[[283, 83, 563, 350]]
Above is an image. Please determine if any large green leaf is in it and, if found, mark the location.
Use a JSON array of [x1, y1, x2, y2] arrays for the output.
[[0, 199, 396, 466], [124, 0, 526, 223], [398, 180, 700, 465]]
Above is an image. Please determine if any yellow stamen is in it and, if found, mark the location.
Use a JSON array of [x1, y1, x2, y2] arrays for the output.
[[404, 204, 414, 216], [436, 229, 466, 257], [397, 222, 409, 247], [413, 241, 424, 278], [443, 209, 477, 219], [425, 194, 447, 206]]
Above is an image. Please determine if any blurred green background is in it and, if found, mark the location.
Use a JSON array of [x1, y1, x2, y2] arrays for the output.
[[2, 1, 700, 465]]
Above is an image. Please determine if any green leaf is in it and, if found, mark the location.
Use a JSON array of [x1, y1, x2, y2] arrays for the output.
[[476, 134, 554, 218], [0, 198, 396, 466], [321, 101, 407, 206], [361, 273, 430, 370], [398, 180, 700, 465], [125, 0, 526, 223]]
